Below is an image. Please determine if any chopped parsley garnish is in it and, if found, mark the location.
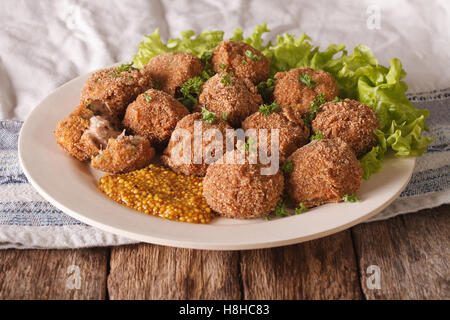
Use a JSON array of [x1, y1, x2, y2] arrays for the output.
[[144, 93, 152, 102], [342, 194, 360, 203], [200, 51, 215, 80], [153, 79, 161, 90], [219, 63, 227, 70], [220, 112, 229, 121], [245, 50, 262, 60], [221, 74, 232, 86], [281, 160, 294, 173], [241, 60, 248, 65], [274, 200, 289, 217], [332, 96, 343, 102], [310, 130, 323, 141], [257, 78, 276, 103], [303, 93, 326, 126], [295, 203, 309, 215], [259, 102, 280, 115], [86, 104, 92, 111], [117, 63, 136, 73], [299, 74, 318, 88], [310, 93, 326, 111], [110, 72, 119, 78], [177, 77, 205, 111], [202, 106, 216, 124], [242, 137, 256, 153]]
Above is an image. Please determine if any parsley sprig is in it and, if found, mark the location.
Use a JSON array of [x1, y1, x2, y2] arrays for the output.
[[257, 78, 276, 103], [299, 74, 318, 88], [200, 51, 215, 80], [259, 102, 280, 116], [201, 106, 228, 124], [245, 50, 262, 61], [295, 202, 309, 214], [242, 137, 256, 153], [310, 130, 323, 141], [201, 106, 216, 123], [144, 93, 152, 102], [110, 63, 137, 78], [281, 160, 294, 173], [342, 194, 360, 203], [178, 77, 205, 111], [303, 93, 326, 126]]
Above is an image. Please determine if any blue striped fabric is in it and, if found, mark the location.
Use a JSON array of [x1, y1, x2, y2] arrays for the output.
[[0, 89, 449, 227]]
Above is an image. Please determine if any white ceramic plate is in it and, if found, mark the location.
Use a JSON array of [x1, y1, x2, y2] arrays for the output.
[[18, 69, 415, 250]]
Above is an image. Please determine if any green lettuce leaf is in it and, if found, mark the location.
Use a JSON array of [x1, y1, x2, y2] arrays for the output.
[[133, 24, 433, 179]]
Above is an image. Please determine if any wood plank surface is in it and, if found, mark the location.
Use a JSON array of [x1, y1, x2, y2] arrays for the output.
[[108, 244, 241, 300], [0, 248, 108, 300], [352, 205, 450, 300], [240, 230, 363, 299]]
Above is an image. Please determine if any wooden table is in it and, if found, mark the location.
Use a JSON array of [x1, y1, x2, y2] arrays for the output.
[[0, 205, 448, 300]]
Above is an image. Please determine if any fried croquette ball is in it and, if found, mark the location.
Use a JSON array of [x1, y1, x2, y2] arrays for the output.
[[55, 103, 121, 161], [211, 41, 270, 84], [161, 113, 233, 176], [273, 67, 339, 122], [91, 134, 155, 174], [122, 89, 189, 147], [55, 112, 92, 161], [286, 139, 363, 208], [197, 73, 263, 127], [312, 99, 380, 157], [242, 110, 310, 163], [80, 65, 153, 119], [143, 52, 203, 96], [203, 150, 284, 219]]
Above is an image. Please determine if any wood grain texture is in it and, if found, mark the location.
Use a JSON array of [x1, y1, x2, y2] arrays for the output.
[[240, 230, 363, 299], [0, 248, 108, 300], [352, 205, 450, 300], [108, 244, 241, 300]]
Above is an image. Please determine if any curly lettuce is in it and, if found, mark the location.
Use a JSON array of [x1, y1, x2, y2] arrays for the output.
[[133, 24, 433, 179]]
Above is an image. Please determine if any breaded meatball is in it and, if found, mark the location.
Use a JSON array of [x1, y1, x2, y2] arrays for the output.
[[122, 89, 189, 147], [80, 65, 153, 119], [91, 134, 155, 174], [198, 73, 263, 127], [211, 41, 270, 84], [161, 113, 233, 176], [286, 139, 363, 208], [55, 111, 92, 161], [203, 150, 284, 219], [55, 104, 121, 161], [312, 99, 380, 157], [242, 110, 310, 163], [143, 52, 203, 96], [273, 67, 339, 122]]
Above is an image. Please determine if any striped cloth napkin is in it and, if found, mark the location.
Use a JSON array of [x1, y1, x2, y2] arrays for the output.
[[0, 88, 448, 248]]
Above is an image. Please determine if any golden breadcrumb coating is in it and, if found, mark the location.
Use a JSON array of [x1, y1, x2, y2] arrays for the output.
[[143, 52, 203, 96], [286, 139, 363, 208], [273, 67, 339, 122], [91, 134, 155, 174], [211, 40, 270, 84], [80, 66, 153, 119], [312, 99, 380, 157], [161, 113, 233, 176], [203, 151, 284, 219], [198, 73, 263, 127], [122, 89, 189, 148], [242, 110, 310, 163]]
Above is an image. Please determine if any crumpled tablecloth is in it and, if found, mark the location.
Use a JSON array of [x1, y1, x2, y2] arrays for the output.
[[0, 0, 448, 249]]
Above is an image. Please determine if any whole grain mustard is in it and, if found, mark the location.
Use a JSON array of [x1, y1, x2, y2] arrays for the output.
[[98, 164, 214, 224]]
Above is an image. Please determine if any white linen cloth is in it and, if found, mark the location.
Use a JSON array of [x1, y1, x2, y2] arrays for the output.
[[0, 0, 448, 249]]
